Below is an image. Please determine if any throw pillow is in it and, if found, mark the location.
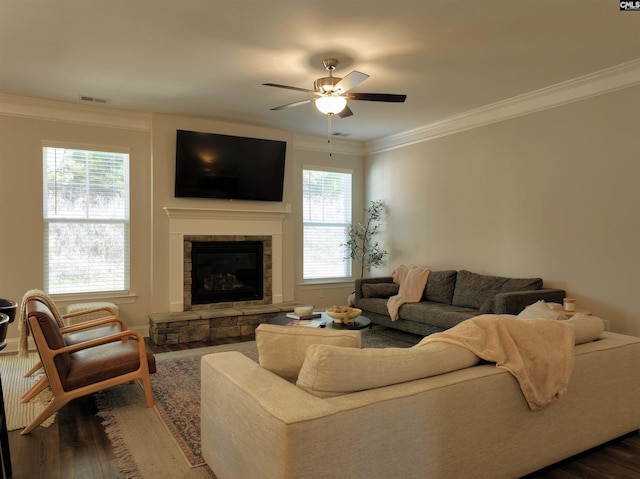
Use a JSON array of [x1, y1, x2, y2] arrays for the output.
[[255, 324, 361, 382], [296, 341, 480, 398], [362, 283, 400, 299], [517, 300, 566, 320], [566, 313, 604, 344]]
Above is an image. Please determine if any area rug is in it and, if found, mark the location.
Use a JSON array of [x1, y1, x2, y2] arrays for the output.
[[0, 351, 56, 431], [96, 327, 421, 478]]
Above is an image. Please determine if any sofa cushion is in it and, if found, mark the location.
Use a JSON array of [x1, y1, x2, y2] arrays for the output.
[[255, 324, 361, 381], [517, 300, 566, 320], [296, 342, 480, 398], [501, 277, 543, 293], [422, 270, 457, 304], [399, 301, 480, 330], [362, 282, 399, 299], [453, 271, 543, 313], [452, 270, 509, 311]]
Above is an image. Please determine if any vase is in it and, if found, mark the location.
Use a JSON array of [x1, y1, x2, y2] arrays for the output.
[[0, 299, 17, 323], [0, 314, 8, 350]]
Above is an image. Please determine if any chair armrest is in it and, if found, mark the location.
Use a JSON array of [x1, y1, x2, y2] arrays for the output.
[[355, 276, 394, 302], [494, 288, 566, 315], [49, 329, 145, 356], [59, 315, 126, 333]]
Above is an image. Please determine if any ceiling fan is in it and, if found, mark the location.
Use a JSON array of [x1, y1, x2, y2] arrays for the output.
[[263, 58, 407, 118]]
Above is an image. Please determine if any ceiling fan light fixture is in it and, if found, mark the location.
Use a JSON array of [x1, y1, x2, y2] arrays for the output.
[[315, 95, 347, 115]]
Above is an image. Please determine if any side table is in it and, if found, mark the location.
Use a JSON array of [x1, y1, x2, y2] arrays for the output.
[[549, 305, 592, 318]]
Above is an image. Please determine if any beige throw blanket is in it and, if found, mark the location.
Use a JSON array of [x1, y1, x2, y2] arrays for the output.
[[418, 314, 576, 410], [387, 265, 430, 321]]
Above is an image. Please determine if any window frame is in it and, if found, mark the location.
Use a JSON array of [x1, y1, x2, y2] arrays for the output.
[[302, 165, 354, 283], [42, 142, 131, 296]]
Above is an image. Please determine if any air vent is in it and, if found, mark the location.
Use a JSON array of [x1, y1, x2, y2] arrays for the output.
[[332, 132, 351, 137], [79, 95, 110, 104]]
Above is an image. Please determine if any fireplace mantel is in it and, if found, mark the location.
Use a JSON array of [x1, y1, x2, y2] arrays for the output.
[[164, 206, 290, 222], [164, 206, 290, 312]]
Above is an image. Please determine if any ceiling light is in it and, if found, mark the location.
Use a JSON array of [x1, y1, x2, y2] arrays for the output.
[[315, 95, 347, 115]]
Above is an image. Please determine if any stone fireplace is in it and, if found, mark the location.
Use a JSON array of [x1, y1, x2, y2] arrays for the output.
[[164, 206, 289, 312]]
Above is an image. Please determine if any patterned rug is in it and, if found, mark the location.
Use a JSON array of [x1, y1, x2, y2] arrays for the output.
[[96, 326, 421, 476]]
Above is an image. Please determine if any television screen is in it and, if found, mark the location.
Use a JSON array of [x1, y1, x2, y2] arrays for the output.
[[175, 129, 286, 201]]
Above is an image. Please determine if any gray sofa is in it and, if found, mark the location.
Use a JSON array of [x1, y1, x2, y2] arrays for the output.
[[355, 269, 566, 336]]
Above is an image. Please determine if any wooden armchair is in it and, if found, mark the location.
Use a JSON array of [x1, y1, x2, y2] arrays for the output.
[[21, 295, 127, 403], [21, 297, 155, 435]]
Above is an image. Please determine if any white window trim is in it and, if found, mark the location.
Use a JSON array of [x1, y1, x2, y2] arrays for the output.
[[42, 142, 132, 295], [301, 165, 354, 284]]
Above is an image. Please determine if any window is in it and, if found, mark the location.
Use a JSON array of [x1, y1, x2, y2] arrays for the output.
[[43, 146, 130, 294], [302, 168, 352, 280]]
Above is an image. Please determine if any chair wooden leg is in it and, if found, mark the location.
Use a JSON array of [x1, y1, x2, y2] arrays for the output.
[[24, 361, 42, 378], [139, 375, 155, 407], [21, 396, 69, 435], [21, 376, 48, 403]]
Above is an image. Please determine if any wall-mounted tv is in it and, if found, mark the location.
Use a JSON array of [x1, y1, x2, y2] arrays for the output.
[[175, 129, 286, 201]]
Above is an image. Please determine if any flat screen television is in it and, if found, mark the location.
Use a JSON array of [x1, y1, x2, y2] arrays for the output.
[[175, 129, 286, 201]]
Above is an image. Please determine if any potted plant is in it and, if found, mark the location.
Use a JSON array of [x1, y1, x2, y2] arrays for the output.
[[343, 200, 388, 279]]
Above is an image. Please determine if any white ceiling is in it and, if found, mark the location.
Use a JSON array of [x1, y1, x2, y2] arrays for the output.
[[1, 0, 639, 142]]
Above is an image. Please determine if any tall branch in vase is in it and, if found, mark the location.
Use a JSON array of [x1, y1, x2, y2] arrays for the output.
[[343, 200, 388, 278]]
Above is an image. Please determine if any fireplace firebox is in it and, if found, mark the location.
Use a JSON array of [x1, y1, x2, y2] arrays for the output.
[[191, 241, 263, 304]]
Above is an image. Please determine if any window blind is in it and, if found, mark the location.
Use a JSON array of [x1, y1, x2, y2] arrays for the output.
[[302, 169, 352, 280], [43, 147, 130, 294]]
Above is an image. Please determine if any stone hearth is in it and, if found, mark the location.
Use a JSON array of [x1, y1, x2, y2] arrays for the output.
[[149, 302, 304, 345]]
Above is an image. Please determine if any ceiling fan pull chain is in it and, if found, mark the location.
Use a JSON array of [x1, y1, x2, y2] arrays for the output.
[[327, 113, 333, 157]]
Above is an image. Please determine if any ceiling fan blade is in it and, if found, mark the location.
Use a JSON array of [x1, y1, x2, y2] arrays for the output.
[[262, 83, 317, 94], [346, 92, 407, 103], [337, 105, 353, 118], [333, 71, 369, 94], [270, 98, 313, 111]]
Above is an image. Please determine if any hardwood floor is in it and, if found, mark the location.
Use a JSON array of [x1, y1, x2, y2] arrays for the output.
[[6, 336, 640, 478]]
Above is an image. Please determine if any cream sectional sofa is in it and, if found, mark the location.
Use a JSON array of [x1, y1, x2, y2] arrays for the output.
[[201, 323, 640, 479]]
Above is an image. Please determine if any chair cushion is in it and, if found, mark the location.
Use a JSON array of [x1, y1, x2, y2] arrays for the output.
[[64, 325, 122, 345], [64, 338, 156, 391], [255, 323, 361, 381]]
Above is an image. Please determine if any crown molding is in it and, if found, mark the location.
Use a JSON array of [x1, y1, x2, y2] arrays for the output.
[[0, 93, 152, 131], [366, 58, 640, 154]]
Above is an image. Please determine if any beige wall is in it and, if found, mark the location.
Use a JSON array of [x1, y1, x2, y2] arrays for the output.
[[366, 85, 640, 335], [149, 113, 363, 314], [0, 113, 151, 344], [0, 106, 362, 349]]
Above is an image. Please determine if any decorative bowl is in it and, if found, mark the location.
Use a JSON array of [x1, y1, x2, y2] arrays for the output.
[[294, 305, 314, 316], [325, 308, 362, 324]]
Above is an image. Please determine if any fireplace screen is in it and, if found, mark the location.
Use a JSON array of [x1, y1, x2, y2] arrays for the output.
[[191, 241, 263, 304]]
